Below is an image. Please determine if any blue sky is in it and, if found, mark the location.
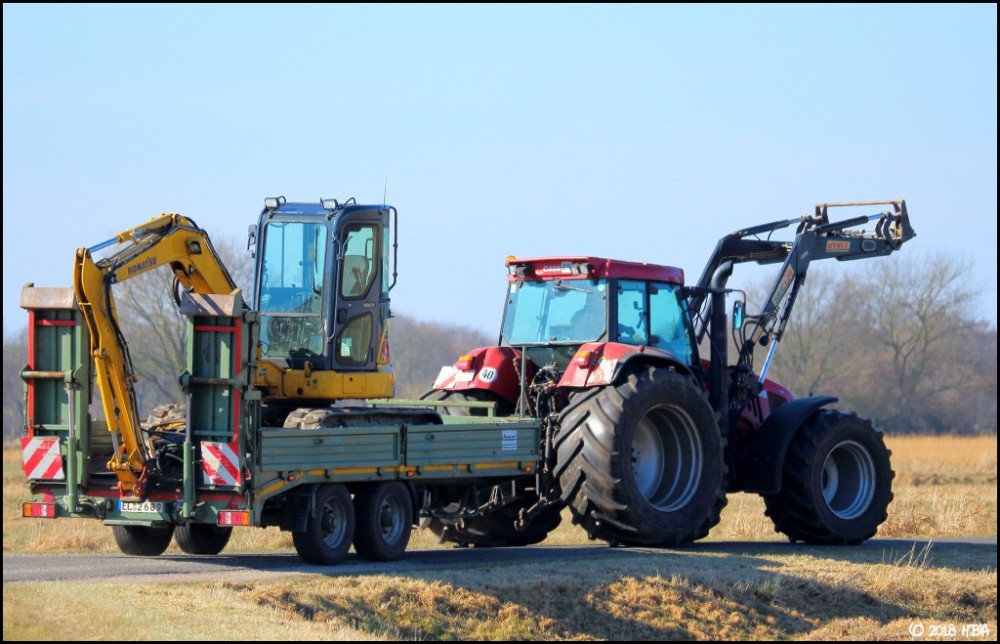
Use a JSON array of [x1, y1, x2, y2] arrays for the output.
[[3, 4, 996, 336]]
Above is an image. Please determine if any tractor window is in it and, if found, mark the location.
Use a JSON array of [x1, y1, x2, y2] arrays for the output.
[[502, 279, 607, 344], [617, 280, 648, 345], [649, 282, 693, 362], [340, 224, 378, 299]]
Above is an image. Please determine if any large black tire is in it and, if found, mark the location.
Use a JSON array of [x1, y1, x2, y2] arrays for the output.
[[419, 389, 562, 547], [353, 482, 413, 561], [763, 410, 894, 545], [428, 493, 563, 548], [554, 366, 727, 546], [419, 388, 516, 417], [292, 484, 356, 565], [111, 525, 175, 557], [175, 523, 233, 555]]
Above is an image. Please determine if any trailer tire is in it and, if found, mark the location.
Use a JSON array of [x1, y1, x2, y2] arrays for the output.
[[111, 525, 174, 557], [763, 410, 893, 544], [352, 482, 413, 561], [175, 524, 233, 555], [554, 366, 727, 546], [292, 484, 356, 565]]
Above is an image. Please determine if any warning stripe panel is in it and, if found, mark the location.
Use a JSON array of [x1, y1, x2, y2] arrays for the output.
[[201, 442, 241, 486], [21, 437, 66, 480]]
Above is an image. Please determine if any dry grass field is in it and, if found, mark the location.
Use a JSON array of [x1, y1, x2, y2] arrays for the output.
[[3, 435, 997, 640]]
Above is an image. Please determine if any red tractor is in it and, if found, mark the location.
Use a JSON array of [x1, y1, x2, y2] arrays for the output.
[[423, 200, 915, 548]]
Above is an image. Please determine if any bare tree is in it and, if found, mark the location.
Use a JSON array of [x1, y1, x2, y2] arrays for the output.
[[755, 270, 868, 399], [3, 326, 28, 442], [115, 235, 253, 415], [856, 252, 980, 433]]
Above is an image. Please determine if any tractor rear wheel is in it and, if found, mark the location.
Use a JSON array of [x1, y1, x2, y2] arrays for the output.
[[763, 410, 893, 544], [554, 366, 727, 546], [175, 524, 233, 555], [111, 525, 175, 557]]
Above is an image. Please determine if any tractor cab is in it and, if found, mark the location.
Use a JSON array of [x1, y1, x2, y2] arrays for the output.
[[502, 256, 696, 370]]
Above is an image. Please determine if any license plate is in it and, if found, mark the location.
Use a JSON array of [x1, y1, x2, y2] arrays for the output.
[[120, 501, 165, 513]]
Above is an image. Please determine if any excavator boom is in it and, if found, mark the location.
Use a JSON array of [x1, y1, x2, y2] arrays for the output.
[[73, 214, 238, 497]]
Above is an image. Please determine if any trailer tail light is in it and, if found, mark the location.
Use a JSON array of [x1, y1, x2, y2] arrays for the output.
[[218, 510, 250, 527], [573, 350, 598, 368], [22, 503, 56, 518], [454, 354, 475, 371]]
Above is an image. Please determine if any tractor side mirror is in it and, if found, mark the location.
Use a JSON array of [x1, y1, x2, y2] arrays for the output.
[[732, 300, 744, 332]]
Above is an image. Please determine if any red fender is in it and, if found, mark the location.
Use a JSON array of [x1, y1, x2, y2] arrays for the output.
[[430, 346, 527, 406]]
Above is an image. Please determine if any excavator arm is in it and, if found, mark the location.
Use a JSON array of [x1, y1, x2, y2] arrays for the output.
[[73, 214, 238, 498]]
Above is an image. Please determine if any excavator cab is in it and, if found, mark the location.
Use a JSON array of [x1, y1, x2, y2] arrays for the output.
[[250, 197, 397, 400]]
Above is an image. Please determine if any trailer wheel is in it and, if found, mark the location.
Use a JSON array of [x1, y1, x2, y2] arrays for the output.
[[554, 366, 727, 546], [111, 525, 174, 557], [353, 482, 413, 561], [763, 410, 893, 544], [175, 524, 232, 555], [292, 484, 356, 565]]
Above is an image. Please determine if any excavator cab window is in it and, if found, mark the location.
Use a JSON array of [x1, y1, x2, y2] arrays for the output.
[[257, 221, 328, 360], [340, 224, 377, 299]]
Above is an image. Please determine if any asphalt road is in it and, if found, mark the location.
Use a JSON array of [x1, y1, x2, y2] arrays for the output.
[[4, 538, 995, 584]]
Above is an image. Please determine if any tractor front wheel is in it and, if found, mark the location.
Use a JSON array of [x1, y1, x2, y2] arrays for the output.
[[763, 410, 894, 544]]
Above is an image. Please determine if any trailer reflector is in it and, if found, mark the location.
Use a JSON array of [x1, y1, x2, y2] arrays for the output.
[[218, 510, 250, 526], [21, 437, 66, 480], [22, 503, 56, 518]]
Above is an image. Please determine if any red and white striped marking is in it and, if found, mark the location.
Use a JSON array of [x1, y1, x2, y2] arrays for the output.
[[201, 442, 241, 486], [21, 437, 65, 480]]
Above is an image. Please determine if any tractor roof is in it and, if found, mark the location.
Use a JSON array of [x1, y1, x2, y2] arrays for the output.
[[506, 256, 684, 285]]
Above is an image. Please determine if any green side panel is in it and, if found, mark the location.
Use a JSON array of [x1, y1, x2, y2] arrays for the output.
[[406, 421, 540, 467], [25, 305, 93, 487], [258, 425, 402, 473], [30, 309, 78, 427], [188, 315, 238, 442]]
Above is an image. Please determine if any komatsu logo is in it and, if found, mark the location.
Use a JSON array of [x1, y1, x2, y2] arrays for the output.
[[127, 257, 157, 276]]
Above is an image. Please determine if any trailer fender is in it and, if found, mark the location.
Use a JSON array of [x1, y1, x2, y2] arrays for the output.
[[734, 396, 837, 494], [279, 483, 321, 532]]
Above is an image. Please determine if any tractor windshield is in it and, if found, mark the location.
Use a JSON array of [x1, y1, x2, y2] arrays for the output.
[[502, 279, 608, 345]]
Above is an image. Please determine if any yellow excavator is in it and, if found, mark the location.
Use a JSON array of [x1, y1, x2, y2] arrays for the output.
[[73, 198, 397, 499]]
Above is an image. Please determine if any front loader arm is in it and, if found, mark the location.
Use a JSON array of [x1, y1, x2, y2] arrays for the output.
[[73, 214, 238, 498]]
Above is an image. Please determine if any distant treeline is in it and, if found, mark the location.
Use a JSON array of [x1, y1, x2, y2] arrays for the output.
[[3, 247, 994, 439]]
